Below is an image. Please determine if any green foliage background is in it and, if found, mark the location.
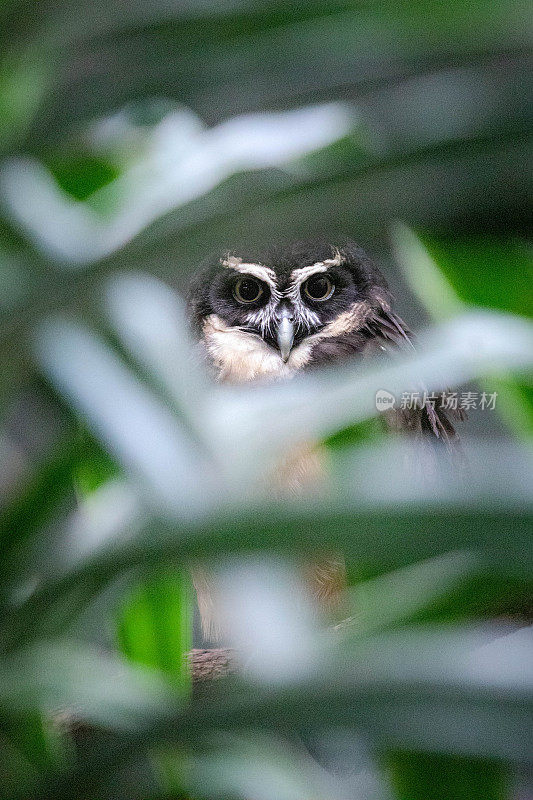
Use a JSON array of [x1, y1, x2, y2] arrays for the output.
[[0, 1, 532, 798]]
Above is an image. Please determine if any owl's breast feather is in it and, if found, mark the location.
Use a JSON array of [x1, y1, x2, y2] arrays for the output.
[[196, 315, 346, 641]]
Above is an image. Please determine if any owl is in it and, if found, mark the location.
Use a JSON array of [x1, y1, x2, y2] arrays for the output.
[[187, 240, 459, 638]]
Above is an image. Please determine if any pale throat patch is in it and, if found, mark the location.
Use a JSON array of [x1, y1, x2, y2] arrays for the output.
[[202, 314, 310, 383], [202, 302, 372, 384]]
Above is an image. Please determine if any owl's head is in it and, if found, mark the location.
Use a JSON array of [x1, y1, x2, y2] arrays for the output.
[[188, 240, 403, 383]]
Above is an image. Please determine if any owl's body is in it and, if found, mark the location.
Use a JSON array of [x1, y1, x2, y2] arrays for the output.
[[188, 240, 459, 639]]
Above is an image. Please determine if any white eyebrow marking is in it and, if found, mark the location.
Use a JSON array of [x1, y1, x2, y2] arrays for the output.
[[289, 250, 344, 286], [221, 256, 277, 290], [285, 250, 344, 332]]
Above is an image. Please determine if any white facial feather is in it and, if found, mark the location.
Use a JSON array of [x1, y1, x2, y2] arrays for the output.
[[202, 314, 313, 383], [289, 250, 344, 284], [306, 301, 372, 341], [221, 256, 278, 289]]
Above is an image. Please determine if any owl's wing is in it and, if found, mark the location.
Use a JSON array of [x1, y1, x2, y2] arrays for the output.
[[366, 309, 415, 350], [363, 309, 464, 451]]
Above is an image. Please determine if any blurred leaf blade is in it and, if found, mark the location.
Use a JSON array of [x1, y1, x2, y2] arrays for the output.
[[33, 315, 218, 516], [0, 0, 531, 796], [25, 626, 533, 800], [2, 711, 71, 775], [393, 225, 533, 437], [12, 0, 533, 148], [387, 751, 509, 800], [393, 225, 533, 320], [117, 567, 193, 695], [8, 471, 531, 648], [0, 640, 179, 732], [420, 235, 533, 319], [0, 48, 53, 152], [339, 551, 481, 637]]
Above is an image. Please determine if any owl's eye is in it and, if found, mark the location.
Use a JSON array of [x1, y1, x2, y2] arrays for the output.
[[303, 274, 334, 301], [233, 277, 264, 304]]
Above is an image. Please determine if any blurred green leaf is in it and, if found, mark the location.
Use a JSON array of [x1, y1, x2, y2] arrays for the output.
[[387, 751, 508, 800], [8, 495, 531, 651], [33, 315, 215, 515], [391, 223, 465, 321], [72, 426, 119, 499], [0, 640, 179, 731], [117, 568, 192, 694], [117, 566, 193, 796], [420, 235, 533, 319], [13, 0, 532, 148], [1, 711, 71, 774], [484, 376, 533, 436], [325, 416, 386, 454], [0, 1, 531, 796], [26, 626, 533, 800], [339, 552, 480, 637], [46, 155, 120, 202], [184, 732, 349, 800], [393, 225, 533, 436], [0, 50, 53, 151], [0, 729, 38, 800], [0, 440, 77, 563], [419, 235, 533, 436]]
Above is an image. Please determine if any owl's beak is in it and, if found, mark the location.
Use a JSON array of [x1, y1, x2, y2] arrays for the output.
[[276, 308, 295, 362]]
